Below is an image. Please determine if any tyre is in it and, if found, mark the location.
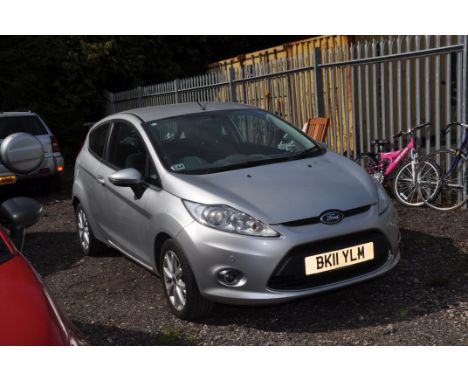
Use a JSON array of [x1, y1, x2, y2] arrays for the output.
[[392, 160, 438, 207], [355, 153, 383, 183], [417, 149, 468, 211], [75, 203, 108, 256], [160, 239, 213, 320]]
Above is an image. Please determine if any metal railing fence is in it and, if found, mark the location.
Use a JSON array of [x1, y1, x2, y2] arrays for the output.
[[105, 35, 468, 159]]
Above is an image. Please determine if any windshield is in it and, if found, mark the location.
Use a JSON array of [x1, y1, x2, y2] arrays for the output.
[[0, 116, 47, 140], [144, 109, 323, 174]]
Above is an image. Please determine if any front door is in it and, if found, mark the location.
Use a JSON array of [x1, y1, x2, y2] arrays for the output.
[[97, 120, 160, 266]]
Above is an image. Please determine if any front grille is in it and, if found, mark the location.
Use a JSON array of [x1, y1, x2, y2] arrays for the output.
[[268, 230, 392, 291], [281, 205, 371, 227]]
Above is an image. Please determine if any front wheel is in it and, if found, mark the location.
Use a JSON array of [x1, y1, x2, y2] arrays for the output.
[[393, 160, 439, 207], [417, 149, 468, 211], [160, 239, 213, 320]]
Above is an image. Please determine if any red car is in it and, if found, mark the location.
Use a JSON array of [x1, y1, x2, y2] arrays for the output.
[[0, 197, 85, 345]]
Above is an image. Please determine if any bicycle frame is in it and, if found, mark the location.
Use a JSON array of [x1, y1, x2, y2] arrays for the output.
[[376, 137, 416, 178], [445, 129, 468, 178]]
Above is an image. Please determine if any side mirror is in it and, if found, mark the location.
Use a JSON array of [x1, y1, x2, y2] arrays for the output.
[[0, 197, 43, 250], [108, 168, 147, 199], [0, 133, 44, 173]]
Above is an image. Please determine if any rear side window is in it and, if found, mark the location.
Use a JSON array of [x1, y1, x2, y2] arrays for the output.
[[88, 123, 110, 158], [0, 116, 48, 139], [106, 122, 146, 170], [106, 121, 159, 185]]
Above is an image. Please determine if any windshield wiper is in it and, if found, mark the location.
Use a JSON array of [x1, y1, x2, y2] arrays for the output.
[[211, 157, 291, 173], [178, 157, 290, 174], [290, 146, 322, 159], [176, 147, 323, 175]]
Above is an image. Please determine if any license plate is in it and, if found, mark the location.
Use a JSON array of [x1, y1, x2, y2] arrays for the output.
[[304, 242, 374, 275], [0, 175, 17, 185]]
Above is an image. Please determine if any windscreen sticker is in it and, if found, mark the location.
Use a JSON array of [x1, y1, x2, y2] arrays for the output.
[[171, 163, 186, 171]]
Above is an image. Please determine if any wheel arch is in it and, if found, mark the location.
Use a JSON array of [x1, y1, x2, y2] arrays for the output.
[[72, 196, 80, 210], [153, 232, 172, 274]]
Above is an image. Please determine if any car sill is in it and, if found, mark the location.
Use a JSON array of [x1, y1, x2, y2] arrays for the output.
[[107, 240, 154, 272]]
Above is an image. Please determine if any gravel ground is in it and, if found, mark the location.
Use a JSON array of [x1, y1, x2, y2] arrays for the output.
[[5, 181, 468, 345]]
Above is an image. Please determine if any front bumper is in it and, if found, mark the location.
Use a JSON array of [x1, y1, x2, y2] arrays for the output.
[[176, 203, 400, 306]]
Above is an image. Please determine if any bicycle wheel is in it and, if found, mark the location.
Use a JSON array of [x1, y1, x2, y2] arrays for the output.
[[417, 149, 468, 211], [355, 154, 383, 183], [392, 161, 438, 207]]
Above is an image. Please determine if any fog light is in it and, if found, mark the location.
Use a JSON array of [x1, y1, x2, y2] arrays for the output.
[[217, 268, 244, 287]]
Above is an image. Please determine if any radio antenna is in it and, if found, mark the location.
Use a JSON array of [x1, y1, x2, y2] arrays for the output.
[[196, 99, 206, 111]]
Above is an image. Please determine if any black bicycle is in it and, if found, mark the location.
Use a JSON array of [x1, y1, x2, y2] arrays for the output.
[[417, 122, 468, 211]]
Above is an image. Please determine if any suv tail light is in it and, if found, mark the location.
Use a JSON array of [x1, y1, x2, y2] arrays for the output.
[[50, 136, 60, 153]]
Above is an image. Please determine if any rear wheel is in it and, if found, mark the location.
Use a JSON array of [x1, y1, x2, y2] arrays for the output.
[[417, 149, 468, 211], [75, 204, 108, 256], [355, 154, 383, 183], [160, 239, 213, 320]]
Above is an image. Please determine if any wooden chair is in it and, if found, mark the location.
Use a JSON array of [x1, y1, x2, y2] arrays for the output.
[[302, 117, 330, 142]]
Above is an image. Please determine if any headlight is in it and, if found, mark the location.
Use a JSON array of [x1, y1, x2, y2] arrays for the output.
[[373, 180, 390, 215], [183, 200, 279, 237]]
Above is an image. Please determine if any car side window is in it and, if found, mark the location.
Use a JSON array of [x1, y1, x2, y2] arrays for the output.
[[89, 123, 110, 158], [106, 121, 159, 186], [0, 229, 13, 264]]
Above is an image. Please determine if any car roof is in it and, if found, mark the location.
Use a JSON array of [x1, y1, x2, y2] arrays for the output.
[[0, 111, 37, 118], [118, 102, 256, 122]]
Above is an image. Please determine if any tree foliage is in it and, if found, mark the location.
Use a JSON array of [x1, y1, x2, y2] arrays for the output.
[[0, 35, 305, 156]]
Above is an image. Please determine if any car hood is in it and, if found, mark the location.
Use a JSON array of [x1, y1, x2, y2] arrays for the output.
[[163, 151, 378, 225]]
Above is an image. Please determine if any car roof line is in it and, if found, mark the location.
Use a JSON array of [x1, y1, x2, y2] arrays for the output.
[[125, 112, 145, 123]]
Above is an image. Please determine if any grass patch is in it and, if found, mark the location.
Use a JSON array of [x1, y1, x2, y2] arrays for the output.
[[157, 325, 192, 345]]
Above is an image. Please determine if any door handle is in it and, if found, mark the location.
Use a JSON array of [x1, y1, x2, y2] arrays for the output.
[[96, 175, 105, 185]]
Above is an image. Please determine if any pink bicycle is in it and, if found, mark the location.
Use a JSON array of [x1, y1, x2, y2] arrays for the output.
[[355, 122, 439, 207]]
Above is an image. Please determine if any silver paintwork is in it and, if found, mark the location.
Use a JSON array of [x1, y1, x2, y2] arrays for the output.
[[0, 112, 64, 181], [108, 168, 143, 186], [73, 103, 400, 306]]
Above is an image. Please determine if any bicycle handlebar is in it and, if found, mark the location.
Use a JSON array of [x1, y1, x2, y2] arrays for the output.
[[392, 122, 430, 139], [442, 122, 468, 135]]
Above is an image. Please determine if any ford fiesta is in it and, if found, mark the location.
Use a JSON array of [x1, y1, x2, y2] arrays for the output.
[[72, 103, 400, 320]]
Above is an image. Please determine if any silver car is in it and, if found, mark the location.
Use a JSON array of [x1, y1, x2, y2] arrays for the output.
[[0, 112, 64, 190], [72, 103, 400, 320]]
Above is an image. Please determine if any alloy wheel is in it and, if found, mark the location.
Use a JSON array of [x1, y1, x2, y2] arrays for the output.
[[162, 250, 187, 311], [77, 208, 90, 251]]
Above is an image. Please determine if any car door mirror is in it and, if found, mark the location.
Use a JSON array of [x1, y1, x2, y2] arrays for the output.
[[0, 197, 43, 250], [108, 168, 147, 199], [0, 133, 44, 173]]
